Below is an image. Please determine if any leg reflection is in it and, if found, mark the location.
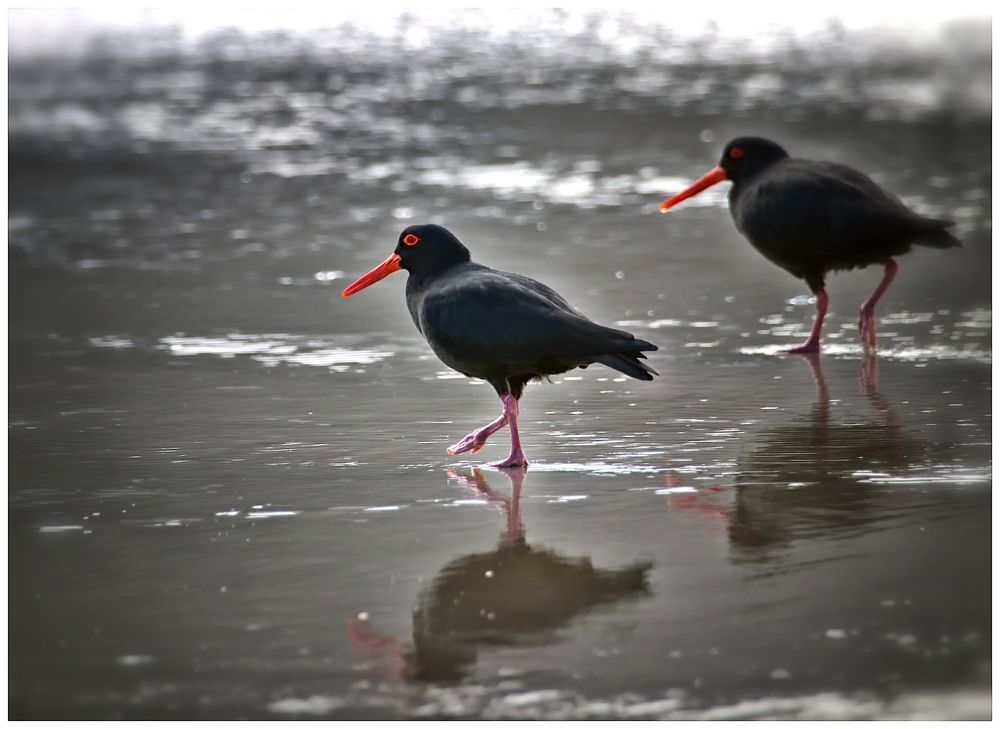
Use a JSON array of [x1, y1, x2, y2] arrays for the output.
[[665, 355, 916, 563], [447, 466, 524, 545]]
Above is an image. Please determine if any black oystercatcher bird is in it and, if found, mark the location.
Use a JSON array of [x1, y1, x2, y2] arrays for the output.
[[341, 224, 658, 468], [660, 137, 961, 353]]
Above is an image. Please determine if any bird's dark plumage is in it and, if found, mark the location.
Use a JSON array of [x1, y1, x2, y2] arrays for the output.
[[410, 261, 656, 399], [343, 224, 658, 466], [722, 140, 960, 291], [661, 137, 960, 352]]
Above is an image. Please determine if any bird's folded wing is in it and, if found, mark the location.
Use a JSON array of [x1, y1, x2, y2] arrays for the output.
[[743, 161, 931, 252], [419, 273, 649, 368]]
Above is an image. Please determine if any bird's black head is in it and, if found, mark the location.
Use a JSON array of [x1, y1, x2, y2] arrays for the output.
[[394, 224, 471, 276], [660, 136, 790, 213], [717, 137, 789, 182], [341, 223, 471, 297]]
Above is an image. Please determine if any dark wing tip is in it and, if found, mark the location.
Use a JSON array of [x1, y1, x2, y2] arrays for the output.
[[635, 339, 658, 352]]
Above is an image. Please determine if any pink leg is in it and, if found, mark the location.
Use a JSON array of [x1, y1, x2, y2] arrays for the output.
[[859, 259, 898, 352], [784, 289, 829, 354], [488, 394, 528, 469], [446, 412, 508, 455]]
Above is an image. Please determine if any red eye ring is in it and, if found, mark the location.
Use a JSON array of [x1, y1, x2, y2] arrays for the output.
[[403, 233, 420, 246], [729, 147, 744, 159]]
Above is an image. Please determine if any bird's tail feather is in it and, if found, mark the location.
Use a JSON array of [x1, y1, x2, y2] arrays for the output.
[[592, 352, 659, 381], [915, 218, 962, 248]]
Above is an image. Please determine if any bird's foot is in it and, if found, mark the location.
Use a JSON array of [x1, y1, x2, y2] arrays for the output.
[[445, 415, 509, 456], [783, 341, 821, 355], [488, 452, 529, 469], [446, 431, 489, 456]]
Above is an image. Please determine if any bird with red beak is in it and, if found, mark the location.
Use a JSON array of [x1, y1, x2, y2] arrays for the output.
[[660, 137, 960, 354], [342, 224, 658, 468]]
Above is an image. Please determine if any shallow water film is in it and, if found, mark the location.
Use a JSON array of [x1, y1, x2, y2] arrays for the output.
[[9, 9, 991, 720]]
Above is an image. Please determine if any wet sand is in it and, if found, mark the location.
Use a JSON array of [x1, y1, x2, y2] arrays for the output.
[[10, 14, 991, 719]]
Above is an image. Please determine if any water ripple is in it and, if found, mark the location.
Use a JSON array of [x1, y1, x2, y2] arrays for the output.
[[152, 333, 395, 370]]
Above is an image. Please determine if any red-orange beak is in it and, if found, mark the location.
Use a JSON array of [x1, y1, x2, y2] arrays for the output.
[[341, 253, 402, 297], [659, 166, 727, 213]]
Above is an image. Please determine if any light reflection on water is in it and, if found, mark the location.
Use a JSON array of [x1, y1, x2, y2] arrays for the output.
[[155, 333, 397, 370]]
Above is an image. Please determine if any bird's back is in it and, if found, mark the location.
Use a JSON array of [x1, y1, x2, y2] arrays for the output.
[[732, 158, 959, 281], [410, 263, 656, 383]]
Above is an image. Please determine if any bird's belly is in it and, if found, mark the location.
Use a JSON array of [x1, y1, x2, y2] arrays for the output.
[[734, 192, 907, 279], [737, 223, 811, 278], [425, 340, 478, 379], [425, 335, 584, 383], [743, 225, 902, 279], [736, 206, 850, 280]]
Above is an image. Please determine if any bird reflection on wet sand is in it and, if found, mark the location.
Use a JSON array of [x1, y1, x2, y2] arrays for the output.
[[667, 355, 929, 562], [350, 468, 652, 682]]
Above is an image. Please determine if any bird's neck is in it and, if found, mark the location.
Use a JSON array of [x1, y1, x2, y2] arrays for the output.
[[403, 263, 462, 305], [729, 159, 782, 202], [741, 154, 787, 183], [406, 258, 472, 290]]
